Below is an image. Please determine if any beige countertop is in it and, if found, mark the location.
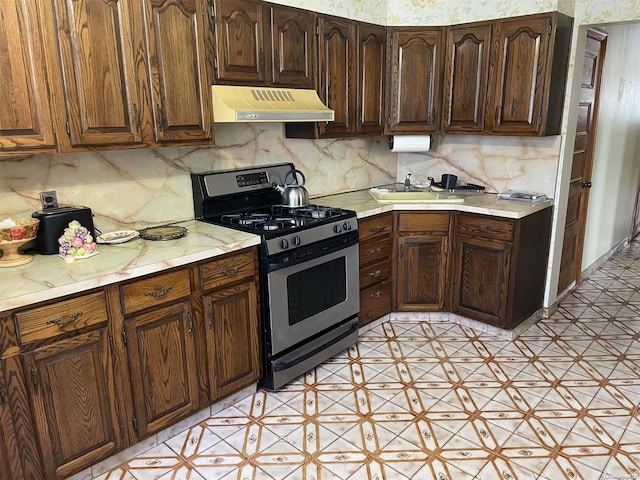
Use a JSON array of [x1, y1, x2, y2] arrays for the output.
[[1, 189, 552, 312], [0, 220, 260, 312], [316, 187, 553, 220]]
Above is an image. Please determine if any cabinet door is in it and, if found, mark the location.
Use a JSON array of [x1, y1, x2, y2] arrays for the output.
[[0, 0, 56, 153], [357, 23, 386, 135], [0, 356, 44, 480], [486, 15, 551, 135], [204, 280, 260, 400], [125, 301, 199, 438], [317, 16, 357, 137], [452, 236, 511, 327], [23, 328, 119, 480], [52, 0, 142, 146], [397, 234, 448, 311], [142, 0, 213, 143], [443, 24, 491, 133], [213, 0, 268, 84], [269, 5, 316, 88], [387, 28, 443, 133]]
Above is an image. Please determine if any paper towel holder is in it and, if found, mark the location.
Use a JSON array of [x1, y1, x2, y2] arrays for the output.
[[387, 134, 431, 152]]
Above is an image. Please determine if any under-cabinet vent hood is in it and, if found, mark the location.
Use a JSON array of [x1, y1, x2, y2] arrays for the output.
[[211, 85, 334, 123]]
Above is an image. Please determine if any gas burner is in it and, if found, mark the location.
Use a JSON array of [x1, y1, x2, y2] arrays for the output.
[[263, 222, 281, 231]]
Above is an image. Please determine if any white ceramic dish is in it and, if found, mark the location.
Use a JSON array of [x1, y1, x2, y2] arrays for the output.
[[96, 230, 140, 244]]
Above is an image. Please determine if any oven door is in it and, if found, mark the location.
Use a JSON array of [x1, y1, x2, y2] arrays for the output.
[[266, 241, 359, 355]]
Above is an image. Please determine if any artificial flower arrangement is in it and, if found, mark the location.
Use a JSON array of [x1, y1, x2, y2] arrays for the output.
[[58, 220, 98, 262]]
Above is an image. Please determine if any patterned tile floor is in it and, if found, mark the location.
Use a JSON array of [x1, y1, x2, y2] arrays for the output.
[[98, 242, 640, 480]]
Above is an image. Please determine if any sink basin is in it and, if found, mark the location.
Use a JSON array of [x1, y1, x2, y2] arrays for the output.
[[369, 189, 464, 203]]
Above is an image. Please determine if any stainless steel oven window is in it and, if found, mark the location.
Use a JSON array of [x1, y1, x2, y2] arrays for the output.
[[267, 244, 359, 355]]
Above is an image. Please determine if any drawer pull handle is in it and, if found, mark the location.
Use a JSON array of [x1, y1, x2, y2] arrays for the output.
[[0, 385, 6, 404], [369, 248, 381, 255], [30, 367, 39, 393], [223, 266, 240, 276], [480, 226, 493, 232], [45, 311, 82, 327], [186, 311, 194, 336], [145, 286, 173, 299], [370, 226, 383, 233], [207, 304, 214, 329], [370, 291, 381, 299], [369, 270, 381, 278]]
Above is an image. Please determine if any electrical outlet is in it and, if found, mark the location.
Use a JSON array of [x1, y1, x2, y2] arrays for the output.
[[39, 190, 58, 209]]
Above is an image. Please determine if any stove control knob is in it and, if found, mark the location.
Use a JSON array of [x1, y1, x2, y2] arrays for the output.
[[343, 221, 352, 231], [281, 239, 289, 250], [333, 224, 342, 234], [292, 235, 301, 246]]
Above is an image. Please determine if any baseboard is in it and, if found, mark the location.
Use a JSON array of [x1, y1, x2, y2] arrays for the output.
[[580, 237, 629, 281]]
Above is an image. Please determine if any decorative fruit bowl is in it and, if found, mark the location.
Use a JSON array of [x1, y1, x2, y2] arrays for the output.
[[0, 218, 40, 267]]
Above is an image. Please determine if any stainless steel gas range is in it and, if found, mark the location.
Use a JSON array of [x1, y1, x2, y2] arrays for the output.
[[191, 163, 359, 390]]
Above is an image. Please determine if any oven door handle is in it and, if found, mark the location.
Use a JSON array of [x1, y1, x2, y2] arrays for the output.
[[272, 320, 358, 372]]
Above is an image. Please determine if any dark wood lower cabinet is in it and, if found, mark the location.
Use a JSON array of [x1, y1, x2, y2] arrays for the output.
[[395, 212, 451, 311], [451, 208, 552, 328], [358, 213, 393, 326], [0, 356, 44, 480], [22, 328, 120, 479], [125, 301, 199, 439], [452, 236, 511, 326], [204, 280, 260, 401]]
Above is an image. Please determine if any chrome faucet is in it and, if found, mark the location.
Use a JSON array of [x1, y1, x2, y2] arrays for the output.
[[403, 173, 412, 191]]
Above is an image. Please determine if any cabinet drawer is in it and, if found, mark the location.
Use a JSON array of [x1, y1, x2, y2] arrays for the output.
[[200, 249, 257, 291], [359, 213, 392, 242], [360, 261, 391, 290], [359, 281, 392, 326], [121, 269, 191, 314], [397, 212, 450, 233], [15, 291, 107, 345], [457, 213, 514, 242], [359, 237, 393, 268]]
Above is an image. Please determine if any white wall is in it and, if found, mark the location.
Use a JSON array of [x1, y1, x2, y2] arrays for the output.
[[581, 23, 640, 266]]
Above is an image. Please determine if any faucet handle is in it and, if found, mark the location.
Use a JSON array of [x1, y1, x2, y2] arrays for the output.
[[404, 173, 412, 190]]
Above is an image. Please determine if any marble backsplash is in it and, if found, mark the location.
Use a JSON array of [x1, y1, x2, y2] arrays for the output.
[[1, 123, 561, 235], [397, 135, 562, 197], [0, 124, 396, 233]]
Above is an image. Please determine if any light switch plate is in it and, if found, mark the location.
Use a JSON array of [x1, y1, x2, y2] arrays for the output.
[[39, 190, 59, 209]]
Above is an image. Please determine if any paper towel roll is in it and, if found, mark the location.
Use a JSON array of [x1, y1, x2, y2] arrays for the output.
[[390, 135, 431, 152]]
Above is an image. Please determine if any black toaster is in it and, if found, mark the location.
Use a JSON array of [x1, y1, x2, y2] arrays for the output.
[[31, 206, 95, 254]]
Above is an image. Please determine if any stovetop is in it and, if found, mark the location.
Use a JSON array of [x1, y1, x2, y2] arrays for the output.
[[216, 204, 352, 234], [192, 164, 358, 255]]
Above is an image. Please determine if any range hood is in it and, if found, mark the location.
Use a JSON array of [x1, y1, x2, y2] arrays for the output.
[[211, 85, 334, 123]]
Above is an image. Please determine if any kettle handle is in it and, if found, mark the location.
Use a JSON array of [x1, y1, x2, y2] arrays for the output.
[[284, 169, 306, 187]]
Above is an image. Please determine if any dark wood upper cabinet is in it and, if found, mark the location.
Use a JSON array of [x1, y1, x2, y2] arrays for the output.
[[357, 23, 386, 135], [485, 12, 572, 135], [142, 0, 214, 143], [386, 27, 444, 134], [0, 0, 56, 154], [213, 0, 317, 88], [316, 15, 357, 138], [443, 24, 491, 133], [269, 4, 317, 88], [52, 0, 142, 147], [212, 0, 267, 84]]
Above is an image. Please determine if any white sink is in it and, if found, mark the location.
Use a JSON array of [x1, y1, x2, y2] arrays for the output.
[[369, 189, 464, 203]]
